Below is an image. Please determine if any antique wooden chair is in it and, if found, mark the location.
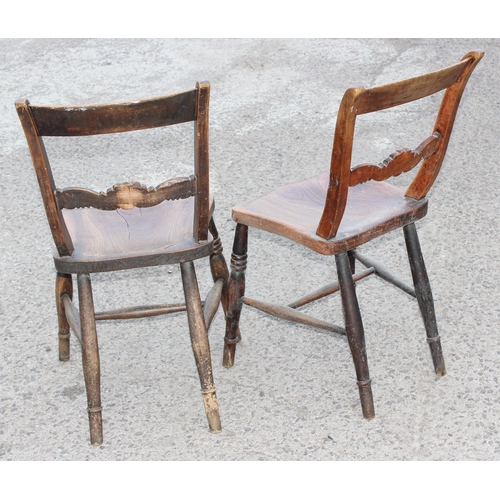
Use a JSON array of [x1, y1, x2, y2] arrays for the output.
[[16, 81, 229, 445], [224, 52, 484, 420]]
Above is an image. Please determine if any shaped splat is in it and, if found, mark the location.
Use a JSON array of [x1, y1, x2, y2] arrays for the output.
[[55, 175, 196, 210], [349, 133, 441, 187]]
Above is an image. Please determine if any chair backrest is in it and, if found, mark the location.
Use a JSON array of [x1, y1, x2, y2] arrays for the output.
[[316, 51, 484, 240], [16, 81, 211, 257]]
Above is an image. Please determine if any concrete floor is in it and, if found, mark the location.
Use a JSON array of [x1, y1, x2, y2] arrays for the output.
[[1, 38, 499, 461]]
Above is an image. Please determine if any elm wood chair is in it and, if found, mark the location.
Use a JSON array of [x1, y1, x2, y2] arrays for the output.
[[224, 51, 484, 420], [16, 81, 229, 445]]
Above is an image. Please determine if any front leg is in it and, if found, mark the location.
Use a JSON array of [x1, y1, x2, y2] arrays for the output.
[[223, 223, 248, 368], [336, 251, 375, 420], [56, 272, 73, 361]]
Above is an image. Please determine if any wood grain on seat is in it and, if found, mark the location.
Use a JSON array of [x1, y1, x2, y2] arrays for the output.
[[224, 51, 484, 423], [233, 172, 427, 255], [55, 197, 215, 273]]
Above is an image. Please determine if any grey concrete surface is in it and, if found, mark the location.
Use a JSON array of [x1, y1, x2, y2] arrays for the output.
[[0, 38, 499, 461]]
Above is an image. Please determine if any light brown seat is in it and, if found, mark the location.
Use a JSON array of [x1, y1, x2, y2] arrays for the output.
[[224, 52, 484, 420], [16, 82, 228, 445]]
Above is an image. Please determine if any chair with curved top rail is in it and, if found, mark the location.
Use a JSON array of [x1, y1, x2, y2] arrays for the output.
[[16, 81, 228, 445], [223, 51, 484, 420]]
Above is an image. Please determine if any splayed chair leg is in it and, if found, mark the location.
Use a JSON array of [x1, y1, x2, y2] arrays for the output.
[[181, 261, 222, 433], [56, 272, 73, 361], [223, 223, 248, 368], [336, 252, 375, 420], [404, 223, 446, 376], [348, 249, 356, 274], [77, 273, 103, 446]]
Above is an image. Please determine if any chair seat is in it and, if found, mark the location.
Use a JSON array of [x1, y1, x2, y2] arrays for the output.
[[232, 172, 428, 255], [54, 196, 215, 273]]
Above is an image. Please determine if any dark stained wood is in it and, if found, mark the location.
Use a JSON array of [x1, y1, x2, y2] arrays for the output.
[[287, 267, 375, 309], [225, 52, 483, 423], [55, 177, 196, 211], [223, 223, 247, 368], [56, 273, 73, 361], [62, 294, 82, 344], [16, 82, 227, 444], [242, 296, 346, 335], [194, 81, 210, 241], [232, 172, 428, 256], [15, 101, 74, 256], [203, 279, 224, 330], [404, 223, 446, 375], [336, 252, 374, 419], [209, 217, 242, 340], [352, 250, 416, 297], [29, 89, 197, 136], [208, 217, 229, 311], [94, 303, 188, 321], [181, 261, 221, 433]]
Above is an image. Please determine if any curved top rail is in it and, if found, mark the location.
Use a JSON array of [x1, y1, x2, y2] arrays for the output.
[[22, 89, 198, 136]]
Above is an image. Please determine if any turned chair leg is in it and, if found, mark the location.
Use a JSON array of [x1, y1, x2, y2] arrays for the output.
[[223, 223, 248, 368], [56, 272, 72, 362], [180, 261, 222, 433], [77, 273, 103, 446], [403, 223, 446, 376], [336, 251, 375, 419], [209, 217, 230, 313], [209, 217, 242, 344]]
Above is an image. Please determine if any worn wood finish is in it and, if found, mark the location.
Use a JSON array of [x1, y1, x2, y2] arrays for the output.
[[208, 218, 229, 311], [336, 252, 374, 419], [28, 89, 197, 136], [316, 50, 484, 239], [349, 133, 440, 187], [16, 82, 227, 444], [181, 261, 221, 433], [223, 223, 247, 368], [56, 273, 73, 361], [225, 52, 483, 422], [233, 173, 428, 256], [208, 217, 243, 343], [194, 82, 210, 241], [242, 296, 346, 335], [404, 223, 446, 375], [94, 303, 188, 321], [317, 87, 365, 240], [54, 197, 215, 274], [352, 250, 416, 297], [203, 279, 224, 330], [77, 273, 103, 446], [55, 177, 196, 211], [15, 101, 74, 256], [287, 267, 374, 309], [406, 52, 484, 200], [61, 294, 82, 344], [356, 58, 472, 115]]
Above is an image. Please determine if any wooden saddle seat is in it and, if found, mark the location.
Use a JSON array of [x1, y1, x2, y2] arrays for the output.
[[16, 81, 228, 445], [232, 173, 428, 256], [55, 196, 216, 274], [224, 51, 484, 421]]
